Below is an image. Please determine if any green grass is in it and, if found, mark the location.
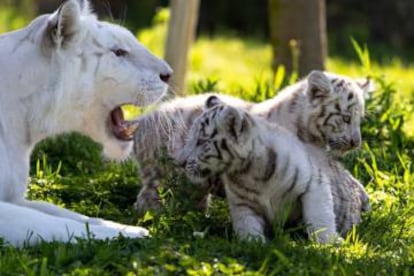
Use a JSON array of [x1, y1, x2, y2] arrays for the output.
[[1, 8, 413, 275], [1, 70, 412, 275]]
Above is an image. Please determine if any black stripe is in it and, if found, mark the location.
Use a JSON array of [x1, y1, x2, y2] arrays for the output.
[[282, 167, 299, 199], [317, 168, 323, 185], [255, 147, 277, 182], [200, 168, 211, 177], [238, 158, 253, 174], [202, 141, 223, 161], [346, 102, 356, 111], [228, 181, 260, 198], [213, 140, 222, 160], [288, 93, 299, 113], [278, 155, 290, 181], [228, 116, 238, 140], [220, 139, 234, 158], [228, 170, 257, 193], [323, 112, 340, 126], [267, 107, 276, 119], [210, 128, 218, 139], [335, 103, 341, 112], [297, 175, 313, 201], [317, 105, 326, 118]]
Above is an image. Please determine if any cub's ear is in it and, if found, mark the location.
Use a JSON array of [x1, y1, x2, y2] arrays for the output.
[[355, 77, 376, 98], [307, 70, 332, 100], [205, 95, 224, 109], [47, 0, 83, 48], [220, 107, 251, 142]]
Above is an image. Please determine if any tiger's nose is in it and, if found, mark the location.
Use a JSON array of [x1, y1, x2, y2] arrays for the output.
[[160, 73, 171, 83], [350, 139, 357, 147], [350, 130, 361, 148]]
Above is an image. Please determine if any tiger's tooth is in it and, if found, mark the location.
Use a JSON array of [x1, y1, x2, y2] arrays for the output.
[[123, 121, 139, 137]]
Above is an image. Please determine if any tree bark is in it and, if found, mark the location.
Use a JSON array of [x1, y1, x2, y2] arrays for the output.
[[268, 0, 327, 77], [165, 0, 200, 96]]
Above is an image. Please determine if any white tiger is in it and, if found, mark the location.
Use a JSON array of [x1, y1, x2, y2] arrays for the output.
[[0, 0, 172, 246], [133, 71, 372, 221], [179, 96, 366, 243]]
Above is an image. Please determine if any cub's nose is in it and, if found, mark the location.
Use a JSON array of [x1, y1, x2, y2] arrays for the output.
[[350, 130, 361, 148]]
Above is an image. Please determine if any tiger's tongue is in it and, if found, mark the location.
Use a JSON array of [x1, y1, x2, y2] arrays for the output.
[[110, 106, 138, 141]]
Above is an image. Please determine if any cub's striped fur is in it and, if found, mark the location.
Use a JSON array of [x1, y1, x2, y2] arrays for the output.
[[180, 96, 368, 242], [133, 71, 372, 224]]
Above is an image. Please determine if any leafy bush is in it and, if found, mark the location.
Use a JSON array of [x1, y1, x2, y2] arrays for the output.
[[31, 133, 105, 176]]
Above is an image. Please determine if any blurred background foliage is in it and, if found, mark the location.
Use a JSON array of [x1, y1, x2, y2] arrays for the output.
[[1, 0, 414, 62], [1, 0, 413, 135]]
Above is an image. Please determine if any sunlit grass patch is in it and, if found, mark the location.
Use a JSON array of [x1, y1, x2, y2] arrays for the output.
[[188, 36, 273, 93]]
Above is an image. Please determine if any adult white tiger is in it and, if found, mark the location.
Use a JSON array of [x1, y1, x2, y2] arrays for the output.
[[0, 0, 171, 246]]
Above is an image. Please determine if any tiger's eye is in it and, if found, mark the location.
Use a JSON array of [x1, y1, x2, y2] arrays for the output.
[[196, 138, 207, 146], [343, 115, 351, 124], [112, 48, 128, 57]]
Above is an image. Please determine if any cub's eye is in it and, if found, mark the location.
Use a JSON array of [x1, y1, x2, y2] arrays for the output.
[[196, 139, 204, 146], [343, 115, 351, 124], [112, 48, 128, 57], [196, 138, 210, 146]]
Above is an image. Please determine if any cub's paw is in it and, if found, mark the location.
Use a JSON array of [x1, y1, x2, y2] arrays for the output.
[[311, 231, 343, 244], [119, 225, 150, 238], [133, 186, 161, 216]]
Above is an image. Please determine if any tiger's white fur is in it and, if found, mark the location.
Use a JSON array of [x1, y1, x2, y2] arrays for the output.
[[180, 97, 366, 243], [0, 0, 171, 246], [133, 71, 372, 223]]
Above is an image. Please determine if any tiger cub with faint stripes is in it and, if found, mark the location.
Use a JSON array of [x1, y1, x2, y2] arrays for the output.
[[179, 96, 366, 242], [133, 71, 373, 222]]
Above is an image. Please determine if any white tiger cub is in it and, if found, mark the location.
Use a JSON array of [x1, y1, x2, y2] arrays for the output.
[[179, 96, 364, 243], [133, 71, 372, 219], [0, 0, 171, 246]]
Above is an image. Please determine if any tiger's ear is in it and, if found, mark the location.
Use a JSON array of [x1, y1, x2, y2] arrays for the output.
[[307, 70, 332, 100], [356, 77, 376, 98], [205, 95, 224, 109], [46, 0, 84, 49], [220, 107, 251, 142]]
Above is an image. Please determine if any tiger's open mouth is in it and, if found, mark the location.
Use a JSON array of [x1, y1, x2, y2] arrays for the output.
[[109, 106, 139, 141]]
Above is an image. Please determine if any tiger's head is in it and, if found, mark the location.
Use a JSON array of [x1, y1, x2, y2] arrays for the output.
[[2, 0, 172, 160], [179, 96, 255, 183], [303, 71, 374, 155]]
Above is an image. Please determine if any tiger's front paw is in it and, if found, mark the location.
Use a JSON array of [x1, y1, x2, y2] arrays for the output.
[[310, 230, 343, 244], [117, 225, 150, 238], [134, 186, 161, 216]]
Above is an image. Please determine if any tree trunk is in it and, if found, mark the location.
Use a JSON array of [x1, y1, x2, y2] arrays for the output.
[[268, 0, 327, 77], [165, 0, 200, 96]]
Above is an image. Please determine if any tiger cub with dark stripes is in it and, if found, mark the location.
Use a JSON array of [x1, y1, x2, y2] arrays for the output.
[[179, 96, 366, 242], [133, 71, 373, 222]]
